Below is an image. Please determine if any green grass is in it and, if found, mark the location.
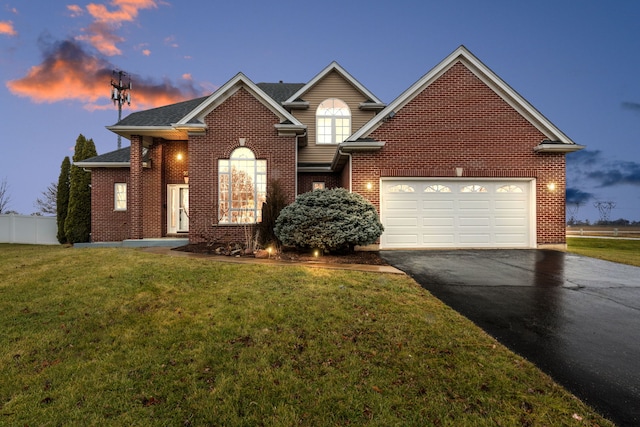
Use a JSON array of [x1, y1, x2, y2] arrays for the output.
[[567, 237, 640, 267], [0, 245, 612, 426]]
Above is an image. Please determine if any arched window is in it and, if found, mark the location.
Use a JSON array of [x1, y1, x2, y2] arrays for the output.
[[316, 98, 351, 144], [424, 184, 451, 193], [497, 184, 523, 193], [218, 147, 266, 224], [461, 185, 487, 193], [387, 184, 415, 193]]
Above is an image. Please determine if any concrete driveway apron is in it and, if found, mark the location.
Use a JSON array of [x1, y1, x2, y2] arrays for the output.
[[381, 249, 640, 427]]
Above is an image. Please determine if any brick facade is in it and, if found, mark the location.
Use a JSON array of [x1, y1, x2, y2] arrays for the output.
[[188, 87, 297, 243], [89, 50, 575, 248], [90, 168, 129, 242], [350, 62, 567, 245], [297, 172, 343, 194]]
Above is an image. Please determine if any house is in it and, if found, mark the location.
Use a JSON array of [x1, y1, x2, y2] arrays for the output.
[[76, 46, 584, 249]]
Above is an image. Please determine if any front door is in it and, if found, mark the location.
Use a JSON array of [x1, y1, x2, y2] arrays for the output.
[[168, 184, 189, 234]]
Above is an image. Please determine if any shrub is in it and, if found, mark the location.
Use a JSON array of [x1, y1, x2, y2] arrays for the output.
[[274, 188, 383, 253]]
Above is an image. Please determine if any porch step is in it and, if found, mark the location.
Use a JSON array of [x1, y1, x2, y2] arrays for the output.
[[123, 238, 189, 248]]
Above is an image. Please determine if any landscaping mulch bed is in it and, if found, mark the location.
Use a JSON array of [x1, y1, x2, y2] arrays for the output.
[[173, 243, 388, 265]]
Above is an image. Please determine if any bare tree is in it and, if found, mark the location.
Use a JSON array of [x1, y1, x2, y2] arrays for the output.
[[0, 177, 11, 214], [35, 182, 57, 215]]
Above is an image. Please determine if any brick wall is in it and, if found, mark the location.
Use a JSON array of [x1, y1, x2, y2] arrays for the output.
[[90, 141, 189, 242], [352, 61, 567, 245], [141, 142, 163, 238], [90, 168, 129, 242], [297, 172, 342, 194], [188, 87, 297, 243]]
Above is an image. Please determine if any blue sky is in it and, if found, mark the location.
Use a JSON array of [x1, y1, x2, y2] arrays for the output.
[[1, 0, 639, 222]]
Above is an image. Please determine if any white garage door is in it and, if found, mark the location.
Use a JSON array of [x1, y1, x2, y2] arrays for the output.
[[380, 179, 533, 249]]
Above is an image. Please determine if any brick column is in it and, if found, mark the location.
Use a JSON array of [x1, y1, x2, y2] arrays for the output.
[[129, 135, 143, 239]]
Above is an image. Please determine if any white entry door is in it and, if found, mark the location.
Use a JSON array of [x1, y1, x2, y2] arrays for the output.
[[168, 185, 189, 234], [380, 179, 534, 249]]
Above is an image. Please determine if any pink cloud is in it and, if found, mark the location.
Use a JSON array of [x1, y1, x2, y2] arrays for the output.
[[78, 0, 159, 56], [86, 0, 157, 24], [6, 39, 208, 111], [76, 22, 124, 56], [67, 5, 84, 17], [0, 20, 17, 36]]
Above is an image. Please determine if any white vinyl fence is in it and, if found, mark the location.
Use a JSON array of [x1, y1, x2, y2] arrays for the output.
[[0, 214, 59, 245]]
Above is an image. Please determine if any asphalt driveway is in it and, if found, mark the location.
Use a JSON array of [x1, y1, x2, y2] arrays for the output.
[[381, 249, 640, 427]]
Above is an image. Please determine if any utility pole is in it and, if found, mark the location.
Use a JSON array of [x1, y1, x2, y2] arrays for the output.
[[110, 70, 132, 150], [594, 201, 616, 224]]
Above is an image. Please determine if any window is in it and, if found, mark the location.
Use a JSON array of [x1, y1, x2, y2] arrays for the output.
[[461, 185, 487, 193], [114, 183, 127, 211], [497, 184, 523, 193], [316, 98, 351, 144], [424, 184, 451, 193], [218, 147, 266, 224], [312, 182, 326, 191], [387, 184, 415, 193]]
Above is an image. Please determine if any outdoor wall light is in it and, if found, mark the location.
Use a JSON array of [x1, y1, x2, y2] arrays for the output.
[[547, 182, 556, 191], [176, 153, 183, 161], [366, 182, 373, 190]]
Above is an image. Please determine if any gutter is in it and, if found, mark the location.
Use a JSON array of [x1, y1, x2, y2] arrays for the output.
[[73, 161, 150, 169], [534, 140, 586, 153]]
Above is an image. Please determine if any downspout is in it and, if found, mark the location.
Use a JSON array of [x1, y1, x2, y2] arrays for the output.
[[294, 132, 307, 197], [338, 149, 352, 192]]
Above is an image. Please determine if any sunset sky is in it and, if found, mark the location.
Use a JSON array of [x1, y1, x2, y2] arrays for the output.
[[1, 1, 639, 222]]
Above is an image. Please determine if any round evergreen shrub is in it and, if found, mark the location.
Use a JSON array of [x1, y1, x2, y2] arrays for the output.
[[274, 188, 384, 253]]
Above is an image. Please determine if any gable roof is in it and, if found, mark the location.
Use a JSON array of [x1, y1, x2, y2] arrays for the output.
[[283, 61, 385, 109], [176, 73, 304, 132], [347, 46, 583, 152], [114, 96, 209, 127], [107, 73, 306, 141]]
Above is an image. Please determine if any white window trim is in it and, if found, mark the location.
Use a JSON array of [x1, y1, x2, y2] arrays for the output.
[[316, 98, 351, 145], [218, 147, 267, 224], [114, 183, 127, 211]]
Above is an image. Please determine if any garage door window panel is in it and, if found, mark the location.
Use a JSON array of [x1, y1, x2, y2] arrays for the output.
[[424, 184, 451, 192], [461, 185, 488, 193], [497, 184, 524, 193], [387, 184, 415, 193]]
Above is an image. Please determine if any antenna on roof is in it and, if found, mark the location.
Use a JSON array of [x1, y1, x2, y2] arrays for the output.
[[110, 70, 132, 150]]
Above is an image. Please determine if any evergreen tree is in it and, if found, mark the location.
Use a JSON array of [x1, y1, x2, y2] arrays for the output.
[[256, 179, 288, 249], [56, 156, 71, 243], [64, 135, 97, 243]]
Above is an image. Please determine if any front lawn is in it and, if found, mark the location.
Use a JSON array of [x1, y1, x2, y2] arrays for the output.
[[0, 245, 612, 426], [567, 237, 640, 267]]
